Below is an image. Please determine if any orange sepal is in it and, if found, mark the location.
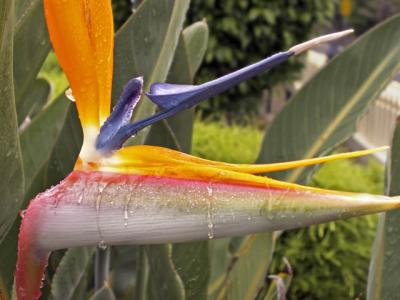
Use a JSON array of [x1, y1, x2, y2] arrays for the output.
[[43, 0, 114, 130]]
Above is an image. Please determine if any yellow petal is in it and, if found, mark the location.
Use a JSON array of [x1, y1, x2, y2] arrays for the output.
[[110, 145, 387, 173], [84, 145, 387, 194], [43, 0, 113, 130]]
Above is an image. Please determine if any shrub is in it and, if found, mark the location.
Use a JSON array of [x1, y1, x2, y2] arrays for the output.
[[187, 0, 335, 115]]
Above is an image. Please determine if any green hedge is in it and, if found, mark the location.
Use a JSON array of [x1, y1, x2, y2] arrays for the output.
[[187, 0, 335, 115]]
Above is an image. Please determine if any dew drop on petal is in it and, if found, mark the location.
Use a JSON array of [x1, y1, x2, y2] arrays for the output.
[[19, 209, 27, 219], [207, 183, 214, 239], [78, 194, 83, 205], [123, 207, 129, 227], [65, 88, 75, 102]]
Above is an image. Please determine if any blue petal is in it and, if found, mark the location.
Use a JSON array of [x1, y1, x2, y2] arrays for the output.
[[147, 51, 293, 110], [102, 51, 294, 153], [96, 77, 143, 153]]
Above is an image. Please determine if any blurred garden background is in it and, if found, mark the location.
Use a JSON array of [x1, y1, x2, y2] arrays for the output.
[[34, 0, 400, 298]]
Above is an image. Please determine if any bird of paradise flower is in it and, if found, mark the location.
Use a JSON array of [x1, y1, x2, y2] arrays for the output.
[[14, 1, 400, 299]]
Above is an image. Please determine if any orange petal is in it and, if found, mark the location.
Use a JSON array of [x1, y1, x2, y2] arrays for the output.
[[43, 0, 114, 130]]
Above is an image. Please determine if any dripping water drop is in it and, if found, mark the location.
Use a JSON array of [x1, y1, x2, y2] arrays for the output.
[[77, 194, 83, 205], [98, 240, 107, 250], [207, 184, 213, 196], [19, 209, 27, 219], [123, 206, 129, 227], [65, 88, 75, 102], [208, 223, 214, 240], [207, 183, 214, 239]]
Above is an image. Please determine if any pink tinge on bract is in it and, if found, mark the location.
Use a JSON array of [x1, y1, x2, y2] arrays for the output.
[[16, 195, 50, 300]]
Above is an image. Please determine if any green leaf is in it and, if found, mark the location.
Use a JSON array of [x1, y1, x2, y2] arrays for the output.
[[110, 246, 138, 299], [207, 239, 231, 297], [14, 0, 50, 103], [0, 219, 20, 299], [144, 21, 210, 300], [209, 234, 276, 300], [171, 242, 209, 300], [90, 285, 116, 300], [367, 118, 400, 300], [180, 21, 209, 79], [0, 0, 24, 243], [112, 0, 190, 144], [19, 94, 71, 192], [146, 245, 185, 300], [44, 103, 82, 186], [51, 247, 95, 300], [146, 21, 209, 152], [16, 78, 50, 125], [257, 14, 400, 183]]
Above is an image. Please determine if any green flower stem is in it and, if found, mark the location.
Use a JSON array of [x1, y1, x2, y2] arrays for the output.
[[94, 246, 110, 290]]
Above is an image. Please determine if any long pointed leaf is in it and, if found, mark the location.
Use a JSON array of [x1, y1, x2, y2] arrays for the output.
[[0, 0, 24, 242], [19, 95, 71, 192], [0, 0, 29, 281], [14, 0, 50, 103], [367, 117, 400, 299], [16, 78, 50, 125], [51, 247, 95, 300]]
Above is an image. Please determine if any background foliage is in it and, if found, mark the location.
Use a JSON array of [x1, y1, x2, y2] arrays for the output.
[[186, 0, 335, 115]]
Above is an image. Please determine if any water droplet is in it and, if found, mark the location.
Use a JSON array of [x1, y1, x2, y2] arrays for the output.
[[207, 183, 214, 239], [123, 206, 129, 227], [65, 88, 75, 102], [207, 185, 213, 196], [208, 223, 214, 240], [19, 209, 26, 219], [77, 194, 83, 205], [98, 240, 107, 250]]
